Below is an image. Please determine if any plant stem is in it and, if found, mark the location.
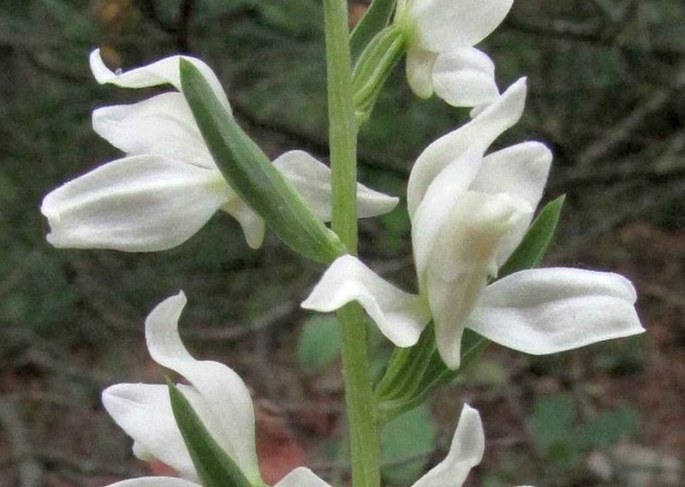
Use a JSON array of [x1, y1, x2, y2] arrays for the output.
[[322, 1, 381, 486]]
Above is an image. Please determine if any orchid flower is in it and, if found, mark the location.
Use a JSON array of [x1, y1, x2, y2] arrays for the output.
[[394, 0, 514, 107], [40, 50, 397, 252], [102, 292, 509, 487], [102, 291, 330, 487], [302, 79, 644, 368]]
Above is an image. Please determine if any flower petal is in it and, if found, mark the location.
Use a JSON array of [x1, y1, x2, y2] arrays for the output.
[[102, 383, 197, 480], [408, 0, 514, 52], [272, 150, 399, 221], [93, 93, 213, 170], [471, 141, 552, 266], [406, 47, 437, 99], [421, 191, 533, 369], [90, 49, 231, 114], [301, 255, 430, 347], [105, 478, 200, 487], [407, 78, 527, 219], [144, 292, 261, 483], [432, 48, 499, 107], [41, 155, 229, 252], [274, 467, 331, 487], [221, 198, 265, 249], [412, 404, 484, 487], [469, 268, 645, 354]]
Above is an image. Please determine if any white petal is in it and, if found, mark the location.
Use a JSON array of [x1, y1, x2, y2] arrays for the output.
[[421, 192, 533, 369], [412, 404, 484, 487], [89, 49, 231, 114], [144, 292, 261, 483], [406, 48, 437, 99], [221, 198, 266, 249], [41, 155, 229, 252], [93, 93, 213, 170], [274, 468, 332, 487], [409, 0, 514, 52], [432, 48, 499, 107], [407, 78, 528, 219], [469, 268, 645, 354], [301, 255, 430, 347], [102, 383, 197, 480], [411, 146, 486, 278], [471, 141, 553, 266], [272, 150, 398, 221], [105, 478, 200, 487]]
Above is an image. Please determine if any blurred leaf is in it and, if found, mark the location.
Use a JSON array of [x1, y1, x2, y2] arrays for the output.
[[582, 406, 639, 448], [381, 403, 435, 485], [531, 393, 578, 455], [297, 315, 341, 374]]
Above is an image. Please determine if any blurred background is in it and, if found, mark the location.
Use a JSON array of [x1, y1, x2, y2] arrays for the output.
[[0, 1, 683, 486]]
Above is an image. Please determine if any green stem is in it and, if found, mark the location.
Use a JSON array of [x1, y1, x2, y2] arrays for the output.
[[322, 1, 380, 486]]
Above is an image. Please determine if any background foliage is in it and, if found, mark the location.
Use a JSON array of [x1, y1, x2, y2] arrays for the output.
[[0, 1, 683, 486]]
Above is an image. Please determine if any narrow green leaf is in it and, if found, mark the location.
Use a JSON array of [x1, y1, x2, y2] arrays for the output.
[[297, 315, 341, 373], [167, 381, 253, 487], [498, 195, 566, 279], [180, 59, 345, 263], [350, 0, 398, 60]]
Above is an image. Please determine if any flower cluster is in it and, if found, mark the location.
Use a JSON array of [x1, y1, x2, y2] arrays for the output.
[[40, 1, 646, 486]]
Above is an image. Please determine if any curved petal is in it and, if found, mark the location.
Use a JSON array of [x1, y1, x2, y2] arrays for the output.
[[469, 268, 645, 354], [407, 78, 527, 219], [272, 150, 399, 221], [89, 49, 231, 114], [432, 48, 499, 107], [102, 383, 198, 480], [471, 141, 553, 266], [406, 47, 437, 99], [105, 478, 200, 487], [144, 292, 261, 484], [93, 93, 213, 170], [274, 467, 332, 487], [411, 146, 486, 278], [41, 155, 229, 252], [412, 404, 484, 487], [221, 198, 265, 249], [409, 0, 514, 52], [423, 192, 533, 369], [301, 255, 431, 347]]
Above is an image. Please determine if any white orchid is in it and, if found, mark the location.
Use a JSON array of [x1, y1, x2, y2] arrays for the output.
[[303, 79, 644, 368], [395, 0, 514, 107], [103, 292, 509, 487], [40, 50, 397, 252]]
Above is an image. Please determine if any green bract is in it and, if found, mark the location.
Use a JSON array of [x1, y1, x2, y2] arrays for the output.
[[180, 59, 346, 264]]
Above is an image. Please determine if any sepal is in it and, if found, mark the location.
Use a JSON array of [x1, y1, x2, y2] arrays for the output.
[[350, 0, 399, 60], [180, 60, 345, 263]]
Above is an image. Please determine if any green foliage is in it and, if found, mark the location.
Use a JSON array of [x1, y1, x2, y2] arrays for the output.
[[531, 393, 641, 476], [380, 403, 436, 485], [297, 315, 341, 373]]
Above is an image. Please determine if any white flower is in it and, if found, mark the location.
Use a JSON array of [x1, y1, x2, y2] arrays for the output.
[[396, 0, 514, 107], [102, 294, 505, 487], [102, 291, 330, 487], [303, 79, 644, 368], [40, 50, 398, 252]]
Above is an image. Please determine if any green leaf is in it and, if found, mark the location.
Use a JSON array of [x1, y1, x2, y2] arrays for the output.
[[381, 403, 436, 484], [297, 315, 341, 373], [180, 59, 345, 263], [167, 382, 254, 487], [498, 195, 565, 279], [350, 0, 398, 60], [582, 406, 639, 448]]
